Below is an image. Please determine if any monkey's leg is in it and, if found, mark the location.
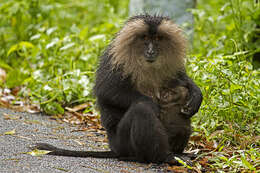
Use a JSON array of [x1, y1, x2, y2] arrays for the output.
[[168, 131, 190, 154], [116, 101, 171, 163]]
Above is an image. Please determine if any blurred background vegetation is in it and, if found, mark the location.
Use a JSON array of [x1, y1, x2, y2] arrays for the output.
[[0, 0, 259, 171]]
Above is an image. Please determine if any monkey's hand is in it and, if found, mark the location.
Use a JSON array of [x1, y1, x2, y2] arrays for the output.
[[180, 98, 192, 116], [180, 80, 203, 117]]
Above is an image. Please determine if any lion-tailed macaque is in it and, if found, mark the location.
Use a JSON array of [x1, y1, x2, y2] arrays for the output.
[[32, 14, 203, 165]]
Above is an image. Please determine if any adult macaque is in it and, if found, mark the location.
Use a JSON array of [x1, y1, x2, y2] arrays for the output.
[[33, 14, 202, 164]]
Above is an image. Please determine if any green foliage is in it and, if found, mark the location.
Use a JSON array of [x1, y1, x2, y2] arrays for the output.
[[188, 0, 259, 170], [190, 0, 259, 134], [0, 0, 129, 114], [192, 0, 260, 57]]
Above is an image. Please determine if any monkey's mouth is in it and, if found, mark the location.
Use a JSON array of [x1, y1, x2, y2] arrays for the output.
[[144, 53, 158, 63], [146, 59, 156, 63], [145, 55, 157, 63]]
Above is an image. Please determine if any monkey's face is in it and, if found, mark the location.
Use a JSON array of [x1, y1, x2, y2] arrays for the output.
[[137, 34, 163, 63], [111, 15, 186, 71], [133, 31, 173, 66]]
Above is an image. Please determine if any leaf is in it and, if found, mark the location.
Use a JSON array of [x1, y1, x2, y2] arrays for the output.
[[89, 34, 106, 41], [46, 27, 57, 35], [30, 34, 41, 40], [6, 69, 28, 88], [26, 149, 51, 156], [73, 139, 85, 146], [4, 129, 16, 135], [174, 157, 193, 169], [0, 60, 13, 71], [53, 167, 69, 172], [199, 157, 208, 166], [60, 43, 75, 51], [70, 24, 80, 34], [19, 41, 34, 49], [65, 103, 90, 112], [79, 27, 89, 40], [7, 44, 18, 56], [241, 156, 255, 170], [7, 42, 35, 56], [46, 38, 59, 49], [43, 102, 64, 115], [3, 113, 20, 120]]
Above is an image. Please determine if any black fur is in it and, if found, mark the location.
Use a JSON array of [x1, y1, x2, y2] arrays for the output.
[[128, 14, 168, 35]]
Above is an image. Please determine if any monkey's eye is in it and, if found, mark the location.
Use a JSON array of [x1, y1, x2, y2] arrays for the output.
[[155, 35, 164, 41], [140, 34, 149, 40]]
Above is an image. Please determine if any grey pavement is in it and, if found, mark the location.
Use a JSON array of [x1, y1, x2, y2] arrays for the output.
[[0, 108, 170, 173]]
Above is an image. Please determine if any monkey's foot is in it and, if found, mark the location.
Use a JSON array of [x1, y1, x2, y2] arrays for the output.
[[29, 143, 58, 151], [182, 153, 197, 160]]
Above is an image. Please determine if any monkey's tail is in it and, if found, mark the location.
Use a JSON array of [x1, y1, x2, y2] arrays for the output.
[[31, 143, 118, 158]]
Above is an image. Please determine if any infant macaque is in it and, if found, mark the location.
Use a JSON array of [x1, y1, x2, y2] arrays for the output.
[[158, 86, 192, 153]]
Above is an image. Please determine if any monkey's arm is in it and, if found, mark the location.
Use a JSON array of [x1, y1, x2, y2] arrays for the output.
[[95, 62, 157, 130], [95, 69, 152, 109], [95, 51, 153, 107], [177, 72, 203, 117]]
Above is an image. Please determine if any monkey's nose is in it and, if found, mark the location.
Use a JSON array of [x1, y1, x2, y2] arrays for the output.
[[147, 43, 154, 54]]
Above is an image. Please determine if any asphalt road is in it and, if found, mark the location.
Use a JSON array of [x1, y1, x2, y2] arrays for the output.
[[0, 108, 170, 173]]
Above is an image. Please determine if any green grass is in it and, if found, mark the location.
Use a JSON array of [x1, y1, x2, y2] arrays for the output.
[[188, 0, 259, 171], [191, 0, 259, 140], [0, 0, 129, 114], [0, 0, 259, 171]]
